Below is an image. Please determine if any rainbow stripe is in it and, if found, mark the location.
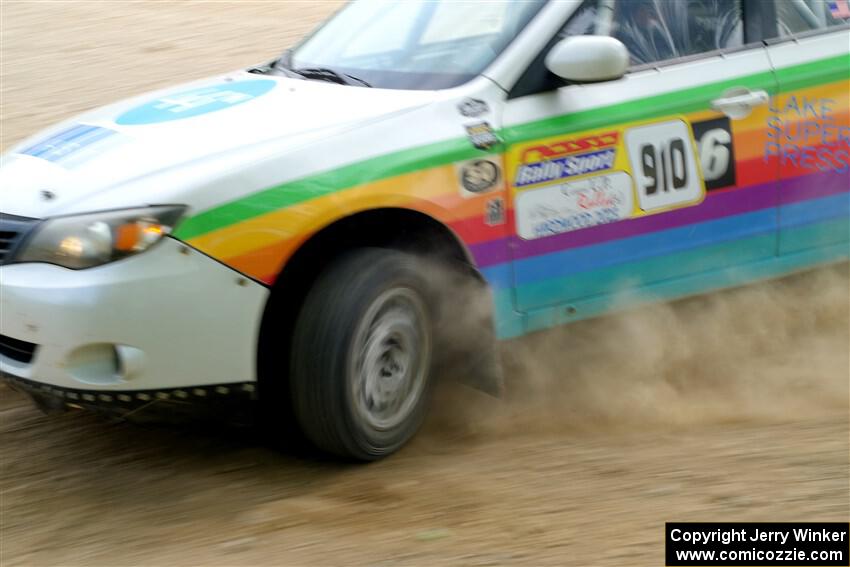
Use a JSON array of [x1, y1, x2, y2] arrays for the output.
[[174, 54, 850, 339]]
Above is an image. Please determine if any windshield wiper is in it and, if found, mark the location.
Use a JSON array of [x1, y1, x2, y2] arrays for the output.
[[270, 49, 371, 87], [290, 67, 372, 88]]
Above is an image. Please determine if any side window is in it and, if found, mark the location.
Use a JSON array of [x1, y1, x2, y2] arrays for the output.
[[776, 0, 850, 37], [610, 0, 744, 65], [510, 0, 745, 98], [559, 0, 603, 36], [508, 0, 603, 98]]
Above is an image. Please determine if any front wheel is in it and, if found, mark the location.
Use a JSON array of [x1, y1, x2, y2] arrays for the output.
[[290, 248, 435, 460]]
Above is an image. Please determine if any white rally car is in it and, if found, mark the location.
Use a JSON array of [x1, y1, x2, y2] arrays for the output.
[[1, 0, 848, 459]]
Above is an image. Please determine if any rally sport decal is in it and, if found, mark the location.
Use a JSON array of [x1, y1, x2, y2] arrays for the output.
[[508, 116, 737, 241]]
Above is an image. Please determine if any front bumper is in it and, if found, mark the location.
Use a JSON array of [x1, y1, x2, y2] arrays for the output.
[[0, 237, 269, 393], [3, 373, 257, 420]]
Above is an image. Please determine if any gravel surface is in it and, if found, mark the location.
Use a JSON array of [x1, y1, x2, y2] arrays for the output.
[[1, 3, 848, 566]]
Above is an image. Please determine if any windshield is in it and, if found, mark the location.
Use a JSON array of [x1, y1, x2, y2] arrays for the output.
[[287, 0, 547, 90]]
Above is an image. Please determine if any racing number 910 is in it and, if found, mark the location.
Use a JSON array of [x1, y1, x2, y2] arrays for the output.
[[626, 120, 703, 212], [640, 137, 689, 195]]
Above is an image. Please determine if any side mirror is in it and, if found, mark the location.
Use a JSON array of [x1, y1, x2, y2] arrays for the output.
[[544, 36, 629, 83]]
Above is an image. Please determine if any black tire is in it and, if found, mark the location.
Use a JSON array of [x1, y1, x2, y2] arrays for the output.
[[290, 248, 435, 460]]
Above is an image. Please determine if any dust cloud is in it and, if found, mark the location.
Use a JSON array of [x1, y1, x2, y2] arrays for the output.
[[1, 3, 847, 564], [432, 263, 849, 439]]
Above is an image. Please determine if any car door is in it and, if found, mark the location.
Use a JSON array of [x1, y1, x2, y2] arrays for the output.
[[764, 0, 850, 255], [501, 0, 781, 318]]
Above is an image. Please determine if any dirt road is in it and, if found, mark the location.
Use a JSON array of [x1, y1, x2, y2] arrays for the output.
[[1, 3, 849, 566]]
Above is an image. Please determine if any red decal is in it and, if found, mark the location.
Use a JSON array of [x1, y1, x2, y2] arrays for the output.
[[521, 131, 619, 163]]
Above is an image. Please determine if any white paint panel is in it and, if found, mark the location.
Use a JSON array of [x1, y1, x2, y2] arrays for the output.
[[0, 238, 267, 390], [0, 73, 508, 219], [503, 48, 774, 128], [766, 28, 850, 70]]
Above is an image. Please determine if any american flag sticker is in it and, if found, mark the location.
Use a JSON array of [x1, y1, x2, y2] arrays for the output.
[[827, 0, 850, 18]]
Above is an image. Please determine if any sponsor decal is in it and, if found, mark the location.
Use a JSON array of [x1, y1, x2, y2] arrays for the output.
[[465, 122, 501, 151], [458, 98, 489, 118], [514, 148, 616, 188], [116, 79, 276, 125], [19, 124, 119, 165], [458, 158, 501, 195], [520, 131, 619, 164], [512, 118, 707, 217], [624, 119, 703, 212], [516, 171, 634, 240], [485, 197, 506, 226], [764, 95, 850, 174], [692, 116, 737, 191]]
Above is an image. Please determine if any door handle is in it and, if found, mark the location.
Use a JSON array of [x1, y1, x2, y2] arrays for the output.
[[710, 89, 770, 118]]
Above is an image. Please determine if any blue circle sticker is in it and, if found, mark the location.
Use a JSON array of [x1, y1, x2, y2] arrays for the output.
[[115, 79, 276, 125]]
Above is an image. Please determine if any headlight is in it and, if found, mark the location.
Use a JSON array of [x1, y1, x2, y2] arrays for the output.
[[13, 205, 186, 269]]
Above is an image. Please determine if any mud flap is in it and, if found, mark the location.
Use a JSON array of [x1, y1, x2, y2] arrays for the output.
[[433, 270, 504, 398], [454, 329, 504, 397]]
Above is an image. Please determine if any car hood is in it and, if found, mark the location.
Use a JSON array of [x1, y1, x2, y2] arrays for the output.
[[0, 72, 436, 218]]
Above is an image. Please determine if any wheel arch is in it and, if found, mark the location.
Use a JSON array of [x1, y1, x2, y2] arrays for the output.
[[255, 206, 496, 418]]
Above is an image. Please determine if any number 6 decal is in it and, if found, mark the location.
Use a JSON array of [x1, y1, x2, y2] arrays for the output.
[[625, 120, 704, 212]]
